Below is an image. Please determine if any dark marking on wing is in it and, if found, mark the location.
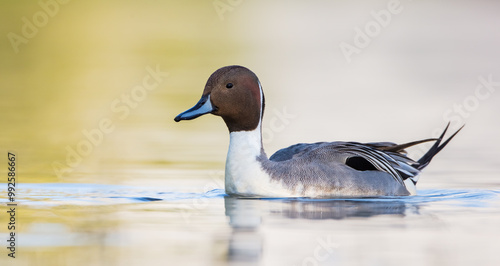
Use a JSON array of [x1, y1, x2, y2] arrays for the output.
[[345, 156, 378, 171]]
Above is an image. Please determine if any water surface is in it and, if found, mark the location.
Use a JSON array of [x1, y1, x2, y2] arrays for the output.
[[1, 182, 499, 266]]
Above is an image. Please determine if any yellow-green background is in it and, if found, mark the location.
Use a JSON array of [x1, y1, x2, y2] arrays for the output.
[[1, 0, 499, 184]]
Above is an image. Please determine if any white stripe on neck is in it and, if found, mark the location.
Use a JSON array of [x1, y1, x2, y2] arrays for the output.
[[225, 122, 264, 196]]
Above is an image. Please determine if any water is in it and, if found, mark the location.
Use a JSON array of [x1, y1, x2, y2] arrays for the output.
[[13, 183, 500, 207], [2, 0, 500, 265], [1, 183, 499, 265]]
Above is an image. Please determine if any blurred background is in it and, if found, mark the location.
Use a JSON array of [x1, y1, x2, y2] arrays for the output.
[[1, 0, 500, 265], [0, 0, 499, 184]]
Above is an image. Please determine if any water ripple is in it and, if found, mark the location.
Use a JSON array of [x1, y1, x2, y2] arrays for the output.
[[3, 183, 499, 208]]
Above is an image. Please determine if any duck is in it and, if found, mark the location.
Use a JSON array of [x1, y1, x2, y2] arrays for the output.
[[174, 65, 463, 198]]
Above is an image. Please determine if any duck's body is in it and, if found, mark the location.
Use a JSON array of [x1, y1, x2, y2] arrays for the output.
[[175, 66, 462, 198], [225, 127, 412, 197]]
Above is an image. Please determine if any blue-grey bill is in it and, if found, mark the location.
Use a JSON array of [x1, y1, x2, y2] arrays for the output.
[[174, 94, 214, 122]]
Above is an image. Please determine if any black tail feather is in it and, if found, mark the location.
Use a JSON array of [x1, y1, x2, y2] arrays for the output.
[[416, 123, 464, 170]]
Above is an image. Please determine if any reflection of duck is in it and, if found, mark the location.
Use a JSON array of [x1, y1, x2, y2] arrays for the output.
[[225, 197, 418, 222], [175, 66, 463, 198], [270, 199, 418, 220], [222, 197, 418, 263], [224, 197, 263, 263]]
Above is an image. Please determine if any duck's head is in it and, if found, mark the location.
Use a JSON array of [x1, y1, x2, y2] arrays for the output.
[[174, 65, 264, 132]]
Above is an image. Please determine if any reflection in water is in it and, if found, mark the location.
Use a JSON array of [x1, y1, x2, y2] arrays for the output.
[[223, 196, 419, 264], [224, 197, 263, 264], [1, 185, 498, 265], [269, 198, 419, 220]]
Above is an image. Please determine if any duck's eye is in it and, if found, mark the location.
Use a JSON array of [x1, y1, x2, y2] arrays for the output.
[[226, 83, 233, 89]]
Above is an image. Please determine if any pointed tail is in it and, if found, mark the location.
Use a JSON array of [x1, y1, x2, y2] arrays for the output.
[[415, 123, 464, 171]]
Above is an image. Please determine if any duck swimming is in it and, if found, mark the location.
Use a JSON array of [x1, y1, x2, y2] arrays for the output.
[[174, 65, 462, 198]]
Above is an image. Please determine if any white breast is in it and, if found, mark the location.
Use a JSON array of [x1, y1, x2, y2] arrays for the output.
[[224, 127, 296, 197]]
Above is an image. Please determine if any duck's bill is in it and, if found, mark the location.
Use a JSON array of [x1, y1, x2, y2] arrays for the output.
[[174, 94, 214, 122]]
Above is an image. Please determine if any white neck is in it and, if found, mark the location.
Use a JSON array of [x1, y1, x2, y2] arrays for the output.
[[225, 124, 265, 195]]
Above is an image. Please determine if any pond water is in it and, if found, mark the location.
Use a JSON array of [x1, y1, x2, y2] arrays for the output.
[[1, 181, 500, 266], [2, 0, 500, 265]]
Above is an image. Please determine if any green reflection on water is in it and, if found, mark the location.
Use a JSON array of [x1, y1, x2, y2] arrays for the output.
[[0, 1, 238, 183]]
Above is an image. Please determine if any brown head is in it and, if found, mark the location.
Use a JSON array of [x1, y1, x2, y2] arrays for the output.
[[174, 66, 265, 132]]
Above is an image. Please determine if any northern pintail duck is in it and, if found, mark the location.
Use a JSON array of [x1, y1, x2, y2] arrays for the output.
[[174, 66, 462, 198]]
